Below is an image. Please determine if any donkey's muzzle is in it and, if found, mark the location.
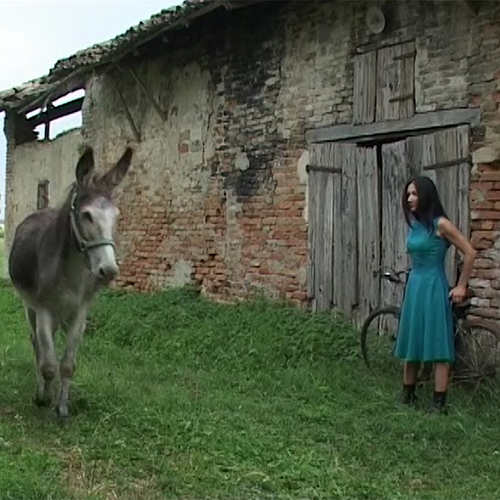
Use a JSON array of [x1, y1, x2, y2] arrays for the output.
[[98, 263, 119, 282]]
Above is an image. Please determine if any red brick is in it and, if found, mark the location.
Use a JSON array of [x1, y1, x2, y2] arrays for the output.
[[475, 211, 500, 220], [473, 288, 500, 299], [470, 307, 500, 320], [471, 201, 494, 210], [472, 181, 494, 191], [275, 187, 295, 196], [473, 241, 494, 250], [262, 217, 277, 225], [479, 171, 500, 182], [478, 162, 500, 172], [486, 191, 500, 201], [475, 258, 494, 269], [471, 230, 496, 242], [477, 269, 500, 279]]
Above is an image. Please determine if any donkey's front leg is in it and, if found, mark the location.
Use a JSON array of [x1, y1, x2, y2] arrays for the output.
[[25, 306, 47, 406], [56, 307, 87, 420], [34, 309, 57, 407]]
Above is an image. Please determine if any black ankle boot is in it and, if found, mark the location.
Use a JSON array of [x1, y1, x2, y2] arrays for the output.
[[429, 391, 448, 414], [400, 384, 417, 405]]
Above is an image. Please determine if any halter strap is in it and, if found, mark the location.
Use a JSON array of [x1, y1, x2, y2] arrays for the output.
[[70, 191, 116, 254]]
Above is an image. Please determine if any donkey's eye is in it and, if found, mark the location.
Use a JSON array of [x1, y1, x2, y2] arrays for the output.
[[82, 211, 93, 223]]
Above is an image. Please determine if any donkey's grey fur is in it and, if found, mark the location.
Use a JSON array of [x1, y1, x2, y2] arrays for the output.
[[8, 146, 133, 420]]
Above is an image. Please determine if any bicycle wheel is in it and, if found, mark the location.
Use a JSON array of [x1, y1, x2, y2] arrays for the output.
[[453, 317, 500, 387], [360, 306, 401, 375]]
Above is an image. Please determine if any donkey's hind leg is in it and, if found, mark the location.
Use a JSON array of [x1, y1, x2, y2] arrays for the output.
[[34, 309, 57, 407]]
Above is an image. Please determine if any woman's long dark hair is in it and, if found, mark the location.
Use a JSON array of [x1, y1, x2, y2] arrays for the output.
[[402, 175, 448, 229]]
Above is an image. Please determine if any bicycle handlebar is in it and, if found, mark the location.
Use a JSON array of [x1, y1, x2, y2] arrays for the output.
[[373, 268, 409, 285]]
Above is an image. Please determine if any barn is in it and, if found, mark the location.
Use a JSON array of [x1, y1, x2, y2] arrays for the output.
[[1, 0, 499, 326]]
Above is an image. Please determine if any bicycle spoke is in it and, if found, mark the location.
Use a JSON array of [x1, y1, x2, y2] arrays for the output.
[[454, 322, 500, 386]]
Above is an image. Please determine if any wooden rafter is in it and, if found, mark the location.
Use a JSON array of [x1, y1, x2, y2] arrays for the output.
[[44, 103, 53, 140], [125, 65, 167, 122], [27, 97, 84, 128]]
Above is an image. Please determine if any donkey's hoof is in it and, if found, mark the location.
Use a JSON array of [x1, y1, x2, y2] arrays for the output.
[[55, 405, 71, 423], [56, 414, 71, 427], [34, 394, 51, 407]]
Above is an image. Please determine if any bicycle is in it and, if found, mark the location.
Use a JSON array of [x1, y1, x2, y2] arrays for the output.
[[360, 267, 500, 387]]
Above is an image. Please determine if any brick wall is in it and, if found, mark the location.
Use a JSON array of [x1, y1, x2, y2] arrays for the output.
[[470, 165, 500, 320], [80, 1, 500, 319], [83, 1, 358, 304], [6, 1, 500, 321]]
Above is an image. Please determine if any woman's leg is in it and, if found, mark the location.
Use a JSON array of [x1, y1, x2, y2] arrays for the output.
[[401, 361, 420, 404], [404, 361, 419, 385], [434, 362, 450, 392], [432, 362, 450, 413]]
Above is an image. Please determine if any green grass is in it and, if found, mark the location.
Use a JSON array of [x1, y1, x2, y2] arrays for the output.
[[0, 282, 499, 499]]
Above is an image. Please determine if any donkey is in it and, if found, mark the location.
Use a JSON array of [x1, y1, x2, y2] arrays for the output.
[[8, 146, 133, 420]]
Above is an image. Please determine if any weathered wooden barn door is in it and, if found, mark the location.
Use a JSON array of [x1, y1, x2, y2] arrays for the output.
[[379, 125, 470, 308], [380, 139, 416, 308], [307, 142, 379, 324], [412, 125, 470, 286]]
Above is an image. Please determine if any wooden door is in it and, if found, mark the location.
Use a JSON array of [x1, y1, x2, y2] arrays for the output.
[[376, 41, 416, 122], [412, 125, 470, 286], [307, 125, 470, 326], [380, 125, 470, 308], [380, 139, 414, 308], [307, 142, 379, 325], [353, 41, 415, 124]]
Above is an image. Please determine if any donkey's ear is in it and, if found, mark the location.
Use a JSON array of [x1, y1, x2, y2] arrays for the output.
[[75, 147, 95, 186], [100, 147, 133, 192]]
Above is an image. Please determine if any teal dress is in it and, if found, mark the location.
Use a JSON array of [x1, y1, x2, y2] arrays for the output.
[[393, 216, 455, 363]]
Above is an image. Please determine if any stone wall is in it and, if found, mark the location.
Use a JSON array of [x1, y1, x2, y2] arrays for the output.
[[5, 0, 500, 320]]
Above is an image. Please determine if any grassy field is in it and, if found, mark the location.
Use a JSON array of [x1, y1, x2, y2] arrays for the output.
[[0, 278, 499, 499]]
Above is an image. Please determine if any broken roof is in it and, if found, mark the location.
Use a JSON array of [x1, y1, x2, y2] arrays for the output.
[[0, 0, 259, 114]]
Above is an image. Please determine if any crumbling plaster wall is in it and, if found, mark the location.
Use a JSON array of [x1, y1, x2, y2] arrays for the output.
[[3, 126, 84, 276]]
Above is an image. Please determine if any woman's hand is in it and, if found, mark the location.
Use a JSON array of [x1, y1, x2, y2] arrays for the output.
[[449, 285, 467, 303]]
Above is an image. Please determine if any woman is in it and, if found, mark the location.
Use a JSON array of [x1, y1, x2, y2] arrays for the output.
[[394, 175, 477, 413]]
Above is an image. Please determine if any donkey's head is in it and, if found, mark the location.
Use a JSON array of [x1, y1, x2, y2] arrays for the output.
[[70, 146, 133, 283]]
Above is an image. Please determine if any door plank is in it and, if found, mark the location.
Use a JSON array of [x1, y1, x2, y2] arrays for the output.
[[357, 145, 379, 325], [353, 51, 377, 125]]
